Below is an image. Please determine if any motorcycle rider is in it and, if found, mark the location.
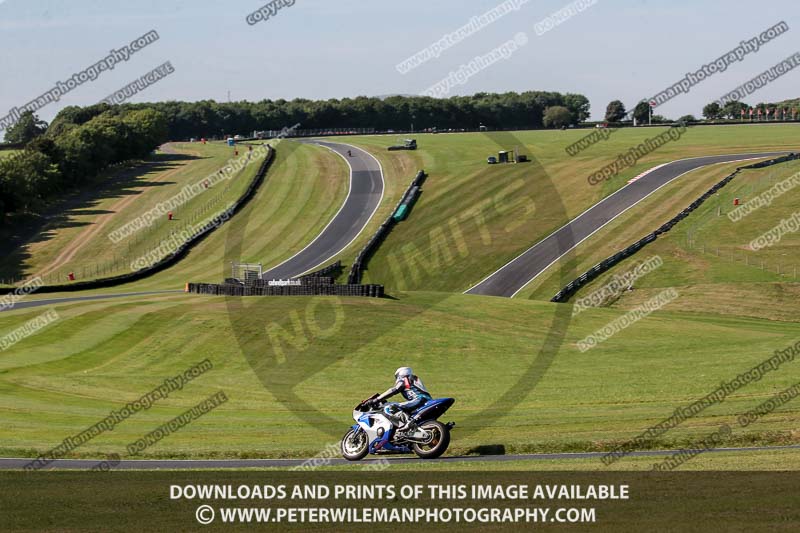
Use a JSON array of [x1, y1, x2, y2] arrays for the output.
[[347, 150, 353, 157], [367, 367, 432, 433]]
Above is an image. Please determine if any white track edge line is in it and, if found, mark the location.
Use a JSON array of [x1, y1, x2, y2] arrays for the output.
[[260, 140, 385, 278], [464, 152, 784, 295], [507, 155, 775, 298]]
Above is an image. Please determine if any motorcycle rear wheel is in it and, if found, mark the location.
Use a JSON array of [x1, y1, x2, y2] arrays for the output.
[[412, 421, 450, 459], [341, 428, 369, 461]]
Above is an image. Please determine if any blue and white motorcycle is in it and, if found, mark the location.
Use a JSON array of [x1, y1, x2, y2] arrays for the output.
[[341, 394, 456, 460]]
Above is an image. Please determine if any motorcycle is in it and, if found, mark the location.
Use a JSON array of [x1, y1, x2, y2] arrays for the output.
[[341, 394, 455, 460]]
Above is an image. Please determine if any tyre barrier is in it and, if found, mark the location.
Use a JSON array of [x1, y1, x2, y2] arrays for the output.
[[244, 277, 335, 288], [188, 282, 384, 298], [0, 145, 278, 295], [348, 170, 427, 284], [550, 152, 799, 303]]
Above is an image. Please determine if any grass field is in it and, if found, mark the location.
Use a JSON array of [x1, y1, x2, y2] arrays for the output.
[[514, 158, 778, 301], [557, 159, 800, 320], [2, 125, 800, 471], [0, 140, 348, 290], [7, 124, 798, 295], [1, 290, 799, 463], [0, 141, 258, 285], [341, 125, 800, 293], [104, 139, 349, 290]]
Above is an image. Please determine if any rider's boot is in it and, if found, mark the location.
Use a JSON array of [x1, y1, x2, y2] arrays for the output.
[[396, 411, 417, 433]]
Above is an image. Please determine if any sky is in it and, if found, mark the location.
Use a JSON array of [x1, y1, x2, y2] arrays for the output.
[[0, 0, 799, 124]]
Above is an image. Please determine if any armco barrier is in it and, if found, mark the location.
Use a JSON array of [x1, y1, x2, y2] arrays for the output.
[[550, 153, 799, 303], [0, 145, 277, 295], [348, 170, 427, 284]]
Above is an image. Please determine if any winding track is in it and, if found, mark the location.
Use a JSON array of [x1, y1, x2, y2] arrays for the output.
[[0, 140, 383, 313], [260, 140, 384, 280], [2, 148, 797, 468], [7, 150, 784, 311], [465, 151, 790, 297]]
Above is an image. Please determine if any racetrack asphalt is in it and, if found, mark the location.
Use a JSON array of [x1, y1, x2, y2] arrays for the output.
[[0, 290, 185, 313], [465, 151, 791, 297], [3, 444, 800, 470], [260, 139, 384, 280]]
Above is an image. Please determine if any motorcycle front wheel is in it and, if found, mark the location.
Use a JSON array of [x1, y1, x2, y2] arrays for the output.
[[412, 420, 450, 459], [341, 428, 369, 461]]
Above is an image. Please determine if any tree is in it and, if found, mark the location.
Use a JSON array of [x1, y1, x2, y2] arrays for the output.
[[4, 111, 47, 144], [1, 106, 190, 218], [722, 100, 748, 119], [605, 100, 626, 122], [46, 103, 110, 138], [702, 102, 722, 120], [563, 93, 590, 122], [678, 115, 697, 123], [27, 136, 62, 163], [543, 106, 573, 128], [633, 101, 651, 124], [122, 109, 168, 158], [0, 150, 60, 215]]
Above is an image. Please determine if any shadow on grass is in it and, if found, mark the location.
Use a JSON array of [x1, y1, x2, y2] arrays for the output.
[[0, 152, 199, 282], [466, 444, 506, 456]]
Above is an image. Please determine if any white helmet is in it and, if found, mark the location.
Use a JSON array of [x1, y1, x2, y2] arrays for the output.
[[395, 367, 413, 380]]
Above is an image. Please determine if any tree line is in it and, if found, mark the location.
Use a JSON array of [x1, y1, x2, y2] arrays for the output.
[[1, 105, 167, 218], [118, 91, 591, 139], [601, 98, 800, 125], [701, 99, 800, 121], [4, 90, 795, 219], [1, 91, 590, 218]]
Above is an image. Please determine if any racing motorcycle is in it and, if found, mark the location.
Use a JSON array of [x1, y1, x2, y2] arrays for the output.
[[341, 394, 455, 460]]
